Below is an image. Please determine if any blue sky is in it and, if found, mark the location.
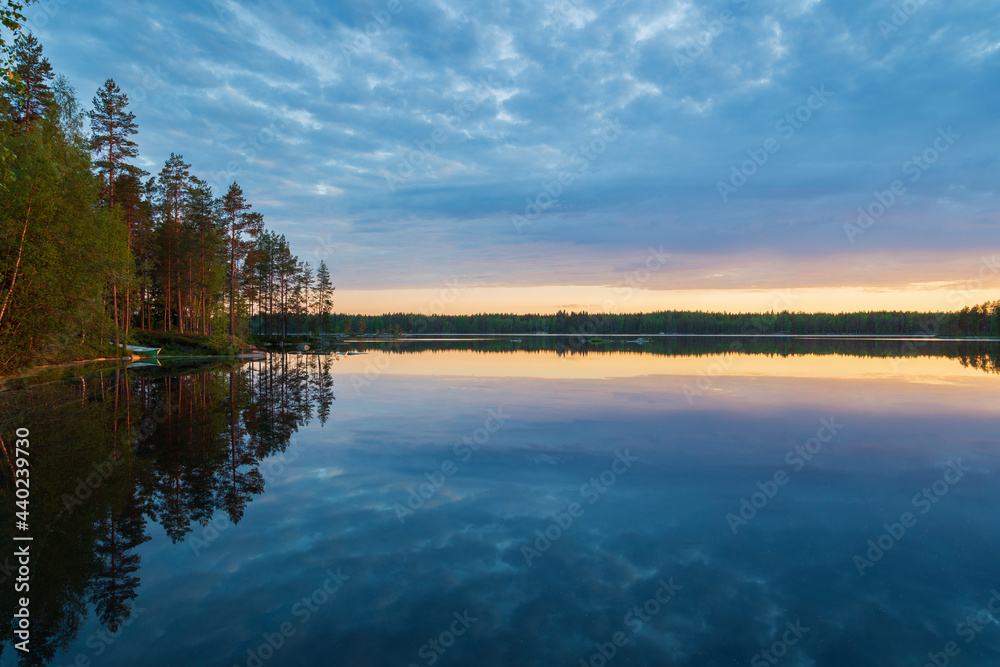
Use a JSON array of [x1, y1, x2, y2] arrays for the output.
[[27, 0, 1000, 312]]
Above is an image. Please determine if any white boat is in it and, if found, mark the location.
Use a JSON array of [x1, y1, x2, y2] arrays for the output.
[[346, 351, 368, 355], [122, 345, 161, 356], [626, 337, 650, 345], [511, 339, 522, 343]]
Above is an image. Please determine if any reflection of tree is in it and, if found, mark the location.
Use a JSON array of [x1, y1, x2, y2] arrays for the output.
[[956, 349, 1000, 374], [0, 354, 337, 664], [352, 336, 1000, 374], [90, 487, 150, 632], [221, 369, 263, 525], [314, 357, 335, 426]]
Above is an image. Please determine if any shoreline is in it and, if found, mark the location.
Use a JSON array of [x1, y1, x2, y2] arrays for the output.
[[3, 334, 998, 382]]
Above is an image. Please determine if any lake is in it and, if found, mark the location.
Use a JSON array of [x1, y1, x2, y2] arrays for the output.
[[2, 337, 999, 666]]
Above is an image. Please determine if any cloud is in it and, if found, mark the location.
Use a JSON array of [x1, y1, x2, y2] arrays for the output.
[[31, 0, 1000, 298]]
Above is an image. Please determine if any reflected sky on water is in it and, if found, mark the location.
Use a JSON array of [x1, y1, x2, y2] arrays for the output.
[[2, 341, 999, 666]]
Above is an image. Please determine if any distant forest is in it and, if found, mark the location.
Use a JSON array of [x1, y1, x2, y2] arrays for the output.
[[287, 303, 1000, 338]]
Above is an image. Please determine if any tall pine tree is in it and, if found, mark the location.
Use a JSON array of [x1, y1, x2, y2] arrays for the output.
[[315, 260, 334, 333], [154, 153, 191, 332], [221, 182, 262, 343], [90, 78, 139, 208], [5, 33, 53, 130]]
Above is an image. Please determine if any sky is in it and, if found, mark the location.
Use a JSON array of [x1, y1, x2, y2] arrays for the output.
[[24, 0, 1000, 314]]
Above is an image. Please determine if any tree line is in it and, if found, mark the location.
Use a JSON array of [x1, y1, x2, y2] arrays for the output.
[[0, 34, 335, 374], [316, 306, 999, 337]]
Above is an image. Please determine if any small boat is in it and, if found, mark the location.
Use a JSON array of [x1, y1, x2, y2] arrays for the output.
[[122, 345, 161, 356], [346, 351, 368, 355], [626, 337, 650, 345], [511, 339, 522, 343]]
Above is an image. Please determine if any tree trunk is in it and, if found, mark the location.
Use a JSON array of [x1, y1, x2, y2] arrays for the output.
[[0, 205, 31, 329]]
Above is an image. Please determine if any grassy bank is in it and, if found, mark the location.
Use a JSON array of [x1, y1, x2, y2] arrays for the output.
[[131, 331, 255, 356]]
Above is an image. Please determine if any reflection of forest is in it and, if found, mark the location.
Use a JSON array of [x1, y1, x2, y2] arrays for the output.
[[0, 354, 334, 665], [347, 336, 1000, 374], [1, 340, 998, 663]]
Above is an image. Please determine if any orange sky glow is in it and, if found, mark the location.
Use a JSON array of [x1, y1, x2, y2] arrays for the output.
[[331, 285, 998, 316]]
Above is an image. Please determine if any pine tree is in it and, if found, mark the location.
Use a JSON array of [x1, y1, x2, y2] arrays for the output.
[[5, 33, 54, 130], [185, 177, 222, 335], [293, 261, 313, 332], [90, 78, 139, 208], [221, 182, 262, 343], [154, 153, 191, 332], [315, 260, 334, 333]]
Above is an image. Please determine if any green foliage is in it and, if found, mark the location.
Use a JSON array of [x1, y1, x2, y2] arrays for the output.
[[0, 41, 129, 372], [938, 300, 1000, 337], [131, 330, 248, 356], [90, 77, 139, 207], [0, 0, 35, 85], [0, 34, 281, 374], [315, 309, 958, 337], [4, 32, 52, 128]]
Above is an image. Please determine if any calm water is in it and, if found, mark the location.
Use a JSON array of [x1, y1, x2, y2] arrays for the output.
[[2, 338, 1000, 666]]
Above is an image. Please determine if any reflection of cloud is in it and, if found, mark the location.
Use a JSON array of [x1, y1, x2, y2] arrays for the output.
[[56, 370, 1000, 666]]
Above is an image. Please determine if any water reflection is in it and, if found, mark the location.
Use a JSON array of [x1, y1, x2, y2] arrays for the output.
[[0, 341, 998, 666], [0, 355, 334, 664]]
